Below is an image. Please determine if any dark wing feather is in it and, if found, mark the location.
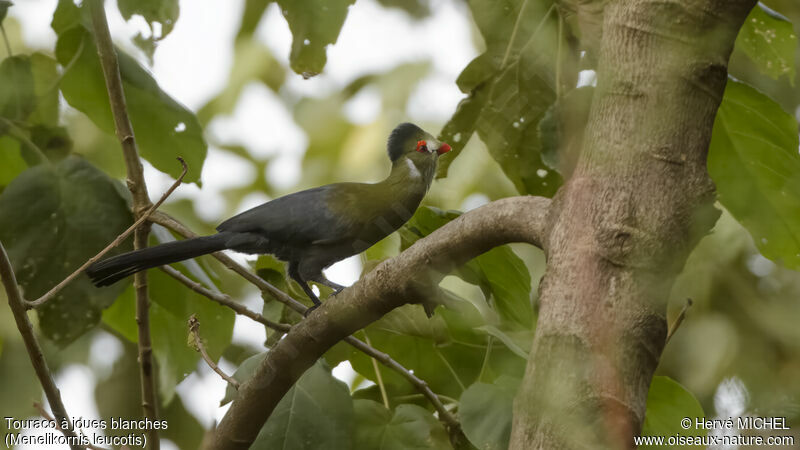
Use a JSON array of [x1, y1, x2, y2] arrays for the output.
[[216, 184, 364, 245]]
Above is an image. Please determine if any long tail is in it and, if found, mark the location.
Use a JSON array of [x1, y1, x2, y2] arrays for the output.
[[87, 233, 231, 287]]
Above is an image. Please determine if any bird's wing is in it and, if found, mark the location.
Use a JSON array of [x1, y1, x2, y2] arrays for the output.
[[215, 184, 364, 245]]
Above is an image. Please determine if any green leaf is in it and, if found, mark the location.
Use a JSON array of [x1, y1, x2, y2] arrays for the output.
[[538, 86, 594, 176], [0, 1, 12, 24], [459, 378, 519, 450], [0, 156, 133, 344], [440, 0, 564, 195], [221, 352, 267, 406], [277, 0, 355, 78], [27, 124, 72, 162], [708, 80, 800, 270], [375, 0, 429, 18], [477, 325, 528, 358], [29, 53, 60, 127], [401, 206, 533, 328], [51, 0, 84, 35], [252, 360, 354, 449], [353, 400, 451, 450], [55, 26, 206, 183], [117, 0, 180, 63], [735, 3, 797, 84], [0, 55, 35, 122], [0, 135, 26, 188], [640, 376, 705, 448], [473, 246, 533, 328]]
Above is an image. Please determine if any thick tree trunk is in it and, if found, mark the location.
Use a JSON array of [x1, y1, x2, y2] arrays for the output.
[[509, 0, 756, 448]]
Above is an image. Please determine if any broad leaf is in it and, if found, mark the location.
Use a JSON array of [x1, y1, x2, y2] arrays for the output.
[[353, 400, 450, 450], [640, 376, 705, 448], [221, 352, 267, 406], [0, 136, 26, 188], [735, 3, 797, 84], [439, 0, 564, 195], [55, 26, 206, 183], [29, 53, 60, 127], [401, 206, 533, 328], [117, 0, 180, 62], [277, 0, 355, 78], [252, 360, 354, 449], [0, 56, 35, 122], [708, 80, 800, 270], [0, 1, 11, 23], [459, 378, 519, 450], [0, 156, 133, 344]]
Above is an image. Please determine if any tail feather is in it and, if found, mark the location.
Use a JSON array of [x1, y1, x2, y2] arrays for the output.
[[87, 233, 230, 287]]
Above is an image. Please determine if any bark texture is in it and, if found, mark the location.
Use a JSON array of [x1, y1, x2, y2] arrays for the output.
[[211, 196, 551, 449], [509, 0, 756, 448]]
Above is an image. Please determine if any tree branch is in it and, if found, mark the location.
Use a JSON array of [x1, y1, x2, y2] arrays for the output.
[[210, 195, 551, 449], [188, 314, 240, 390], [158, 264, 465, 439], [88, 0, 159, 447], [0, 242, 81, 450]]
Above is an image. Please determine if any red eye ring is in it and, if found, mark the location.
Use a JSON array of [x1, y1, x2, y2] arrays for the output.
[[415, 140, 428, 153]]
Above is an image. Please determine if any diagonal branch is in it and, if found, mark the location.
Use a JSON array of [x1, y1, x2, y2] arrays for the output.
[[210, 195, 551, 449], [159, 265, 463, 435], [188, 314, 240, 390], [0, 242, 82, 450]]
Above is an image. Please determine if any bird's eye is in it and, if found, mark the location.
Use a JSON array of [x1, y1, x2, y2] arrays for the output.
[[415, 140, 428, 153]]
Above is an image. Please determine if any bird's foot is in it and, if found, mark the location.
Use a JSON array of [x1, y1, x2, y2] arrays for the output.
[[304, 304, 320, 317], [330, 286, 345, 297]]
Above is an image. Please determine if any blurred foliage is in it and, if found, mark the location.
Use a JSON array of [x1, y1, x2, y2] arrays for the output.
[[117, 0, 180, 63], [458, 376, 518, 450], [0, 0, 798, 449], [709, 80, 800, 270], [640, 377, 706, 449]]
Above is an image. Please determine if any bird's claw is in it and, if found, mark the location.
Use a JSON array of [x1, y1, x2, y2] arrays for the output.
[[304, 304, 320, 317]]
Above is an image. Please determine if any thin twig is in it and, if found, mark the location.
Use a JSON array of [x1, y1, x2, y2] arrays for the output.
[[33, 402, 109, 450], [666, 298, 693, 344], [160, 265, 286, 331], [158, 262, 462, 432], [0, 242, 81, 450], [26, 158, 188, 310], [477, 335, 493, 382], [88, 0, 159, 447], [188, 314, 240, 390], [364, 331, 390, 409]]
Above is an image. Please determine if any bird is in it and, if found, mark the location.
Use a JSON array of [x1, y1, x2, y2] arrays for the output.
[[86, 123, 451, 311]]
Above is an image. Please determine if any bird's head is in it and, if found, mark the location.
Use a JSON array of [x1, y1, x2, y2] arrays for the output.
[[387, 123, 451, 165]]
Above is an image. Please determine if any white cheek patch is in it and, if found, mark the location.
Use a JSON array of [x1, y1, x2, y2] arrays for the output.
[[406, 158, 422, 179]]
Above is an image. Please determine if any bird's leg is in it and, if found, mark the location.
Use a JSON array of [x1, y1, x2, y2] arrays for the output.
[[312, 274, 346, 296], [288, 262, 321, 316]]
